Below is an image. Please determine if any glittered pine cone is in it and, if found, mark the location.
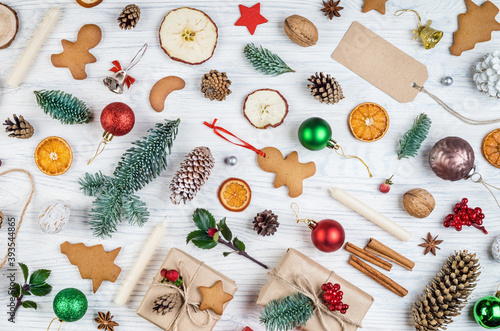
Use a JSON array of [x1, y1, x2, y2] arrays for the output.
[[201, 70, 232, 101], [307, 72, 344, 105], [118, 4, 141, 30], [4, 114, 34, 139], [253, 210, 279, 236]]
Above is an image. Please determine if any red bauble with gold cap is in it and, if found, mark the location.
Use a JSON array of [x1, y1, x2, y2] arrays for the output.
[[310, 219, 345, 253]]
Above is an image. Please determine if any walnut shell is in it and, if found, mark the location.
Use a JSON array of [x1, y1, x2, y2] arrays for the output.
[[283, 15, 318, 47], [403, 188, 435, 219]]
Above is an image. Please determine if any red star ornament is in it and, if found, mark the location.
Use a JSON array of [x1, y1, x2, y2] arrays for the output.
[[235, 3, 268, 35]]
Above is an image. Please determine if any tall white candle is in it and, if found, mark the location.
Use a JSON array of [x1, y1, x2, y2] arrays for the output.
[[329, 187, 411, 242], [6, 7, 60, 88], [114, 219, 167, 306]]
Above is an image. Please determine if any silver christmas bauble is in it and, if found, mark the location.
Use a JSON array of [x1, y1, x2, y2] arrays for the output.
[[37, 200, 70, 234], [492, 236, 500, 262], [225, 156, 238, 166], [441, 76, 453, 86], [429, 137, 475, 181]]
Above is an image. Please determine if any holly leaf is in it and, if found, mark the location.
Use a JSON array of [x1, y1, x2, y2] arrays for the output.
[[186, 230, 207, 243], [192, 237, 218, 250], [193, 209, 216, 231], [11, 283, 20, 298], [21, 301, 37, 309], [233, 237, 246, 252], [29, 269, 51, 285], [223, 252, 235, 257], [21, 287, 31, 296], [30, 283, 52, 297], [19, 263, 29, 283], [218, 218, 232, 241]]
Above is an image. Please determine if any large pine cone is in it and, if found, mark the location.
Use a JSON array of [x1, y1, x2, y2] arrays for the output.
[[201, 70, 232, 101], [307, 72, 344, 105], [412, 250, 480, 331], [4, 114, 34, 139], [170, 147, 215, 204], [253, 210, 279, 236], [152, 293, 180, 315], [118, 4, 141, 30]]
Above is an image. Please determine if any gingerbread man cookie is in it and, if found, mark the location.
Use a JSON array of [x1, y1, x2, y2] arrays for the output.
[[257, 147, 316, 198], [51, 24, 102, 80]]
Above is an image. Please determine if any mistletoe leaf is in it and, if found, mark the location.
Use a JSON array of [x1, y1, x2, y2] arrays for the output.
[[30, 283, 52, 297], [11, 283, 20, 298]]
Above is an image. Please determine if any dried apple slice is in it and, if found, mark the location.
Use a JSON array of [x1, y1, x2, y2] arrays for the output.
[[76, 0, 102, 8], [0, 3, 18, 49], [159, 7, 218, 65], [243, 89, 289, 129]]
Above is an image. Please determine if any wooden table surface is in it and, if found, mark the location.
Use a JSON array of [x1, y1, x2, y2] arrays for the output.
[[2, 0, 500, 330]]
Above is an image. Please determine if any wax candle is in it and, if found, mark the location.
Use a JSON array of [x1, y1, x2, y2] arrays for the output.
[[114, 220, 167, 306], [329, 187, 411, 242], [6, 7, 60, 88]]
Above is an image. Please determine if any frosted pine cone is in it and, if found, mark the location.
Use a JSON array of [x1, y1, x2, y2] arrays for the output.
[[473, 51, 500, 98]]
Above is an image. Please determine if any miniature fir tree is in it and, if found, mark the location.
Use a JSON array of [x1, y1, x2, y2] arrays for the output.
[[34, 90, 92, 125], [259, 293, 314, 331], [398, 113, 431, 159], [244, 43, 294, 76]]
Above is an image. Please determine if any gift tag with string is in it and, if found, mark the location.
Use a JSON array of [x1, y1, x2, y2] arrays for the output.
[[332, 21, 500, 125]]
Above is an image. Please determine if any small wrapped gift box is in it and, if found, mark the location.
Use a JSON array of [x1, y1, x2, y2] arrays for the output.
[[137, 248, 238, 331], [257, 248, 374, 331]]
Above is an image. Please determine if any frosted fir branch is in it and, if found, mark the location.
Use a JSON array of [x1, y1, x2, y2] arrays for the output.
[[398, 113, 431, 160], [34, 90, 92, 125], [79, 171, 112, 196], [244, 43, 295, 76], [259, 293, 314, 331]]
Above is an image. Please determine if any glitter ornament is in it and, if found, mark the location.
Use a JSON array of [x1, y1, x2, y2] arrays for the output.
[[53, 288, 88, 322], [37, 200, 70, 234]]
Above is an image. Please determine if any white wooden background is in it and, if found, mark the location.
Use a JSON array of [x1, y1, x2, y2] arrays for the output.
[[1, 0, 500, 330]]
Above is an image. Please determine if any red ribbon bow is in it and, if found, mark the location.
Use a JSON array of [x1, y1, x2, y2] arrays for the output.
[[109, 60, 136, 88]]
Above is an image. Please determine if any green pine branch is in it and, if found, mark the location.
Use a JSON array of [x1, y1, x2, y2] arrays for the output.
[[81, 119, 180, 238], [244, 43, 294, 76], [260, 293, 315, 331], [397, 113, 431, 160], [34, 90, 92, 125]]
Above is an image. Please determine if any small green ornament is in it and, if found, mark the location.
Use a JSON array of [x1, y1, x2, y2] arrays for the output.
[[53, 288, 87, 322], [298, 117, 334, 150], [474, 292, 500, 329]]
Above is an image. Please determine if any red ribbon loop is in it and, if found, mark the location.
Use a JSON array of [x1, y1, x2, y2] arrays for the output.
[[109, 61, 135, 89], [203, 119, 266, 157]]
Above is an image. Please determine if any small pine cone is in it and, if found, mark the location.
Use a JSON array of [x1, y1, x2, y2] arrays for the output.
[[201, 70, 232, 101], [118, 4, 141, 30], [170, 147, 215, 204], [152, 293, 180, 315], [253, 210, 279, 236], [4, 114, 34, 139], [307, 72, 344, 105]]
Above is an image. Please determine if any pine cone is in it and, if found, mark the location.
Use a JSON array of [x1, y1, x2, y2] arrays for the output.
[[474, 52, 500, 98], [4, 114, 34, 139], [253, 210, 279, 236], [170, 147, 215, 204], [118, 4, 141, 30], [152, 293, 180, 315], [307, 72, 344, 105], [201, 70, 232, 101], [413, 250, 480, 331]]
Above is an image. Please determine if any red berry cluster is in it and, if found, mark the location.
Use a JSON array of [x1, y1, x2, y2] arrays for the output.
[[321, 282, 349, 314], [443, 198, 488, 234]]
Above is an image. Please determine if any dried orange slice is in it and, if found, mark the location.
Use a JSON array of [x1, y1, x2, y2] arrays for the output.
[[218, 178, 251, 212], [349, 102, 389, 142], [34, 136, 73, 176], [482, 128, 500, 168]]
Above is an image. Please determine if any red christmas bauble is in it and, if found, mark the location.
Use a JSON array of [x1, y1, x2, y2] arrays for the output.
[[311, 219, 345, 252], [100, 102, 135, 136]]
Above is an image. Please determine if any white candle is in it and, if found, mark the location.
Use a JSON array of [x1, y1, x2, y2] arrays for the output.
[[114, 219, 167, 306], [329, 187, 411, 242], [6, 7, 60, 88]]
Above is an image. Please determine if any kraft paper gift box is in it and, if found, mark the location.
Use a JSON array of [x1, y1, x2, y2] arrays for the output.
[[257, 248, 374, 331], [137, 248, 238, 331]]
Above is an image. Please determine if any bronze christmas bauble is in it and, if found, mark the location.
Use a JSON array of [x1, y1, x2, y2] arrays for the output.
[[429, 136, 475, 181]]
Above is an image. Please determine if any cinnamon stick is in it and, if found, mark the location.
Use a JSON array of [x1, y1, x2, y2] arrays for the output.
[[365, 238, 415, 271], [344, 242, 392, 271], [348, 255, 408, 297]]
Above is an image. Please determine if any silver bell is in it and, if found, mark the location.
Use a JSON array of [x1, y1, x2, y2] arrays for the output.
[[103, 70, 127, 94]]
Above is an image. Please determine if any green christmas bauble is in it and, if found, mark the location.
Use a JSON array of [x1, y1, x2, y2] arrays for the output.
[[474, 296, 500, 328], [298, 117, 332, 151], [53, 288, 88, 322]]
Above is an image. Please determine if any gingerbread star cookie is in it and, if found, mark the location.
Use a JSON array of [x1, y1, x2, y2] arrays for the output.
[[198, 280, 234, 315], [362, 0, 388, 14], [60, 241, 121, 293], [257, 147, 316, 198]]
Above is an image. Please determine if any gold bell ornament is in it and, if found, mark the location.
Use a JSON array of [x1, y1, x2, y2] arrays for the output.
[[394, 9, 443, 49]]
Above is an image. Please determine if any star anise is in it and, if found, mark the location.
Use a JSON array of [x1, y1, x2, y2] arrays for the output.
[[418, 233, 443, 256], [95, 311, 119, 331], [322, 0, 344, 20]]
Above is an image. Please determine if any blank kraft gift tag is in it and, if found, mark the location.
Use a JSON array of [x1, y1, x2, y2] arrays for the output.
[[332, 21, 428, 103]]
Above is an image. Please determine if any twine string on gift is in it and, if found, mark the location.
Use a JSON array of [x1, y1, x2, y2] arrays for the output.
[[0, 169, 34, 270], [203, 119, 266, 157], [413, 84, 500, 125], [139, 261, 220, 331], [268, 269, 362, 330]]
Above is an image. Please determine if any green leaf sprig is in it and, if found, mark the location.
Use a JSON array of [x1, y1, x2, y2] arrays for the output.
[[187, 209, 268, 269], [10, 263, 52, 317], [397, 113, 431, 159]]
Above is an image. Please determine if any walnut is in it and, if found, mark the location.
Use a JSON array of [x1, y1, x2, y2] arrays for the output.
[[403, 188, 435, 218], [283, 15, 318, 47]]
